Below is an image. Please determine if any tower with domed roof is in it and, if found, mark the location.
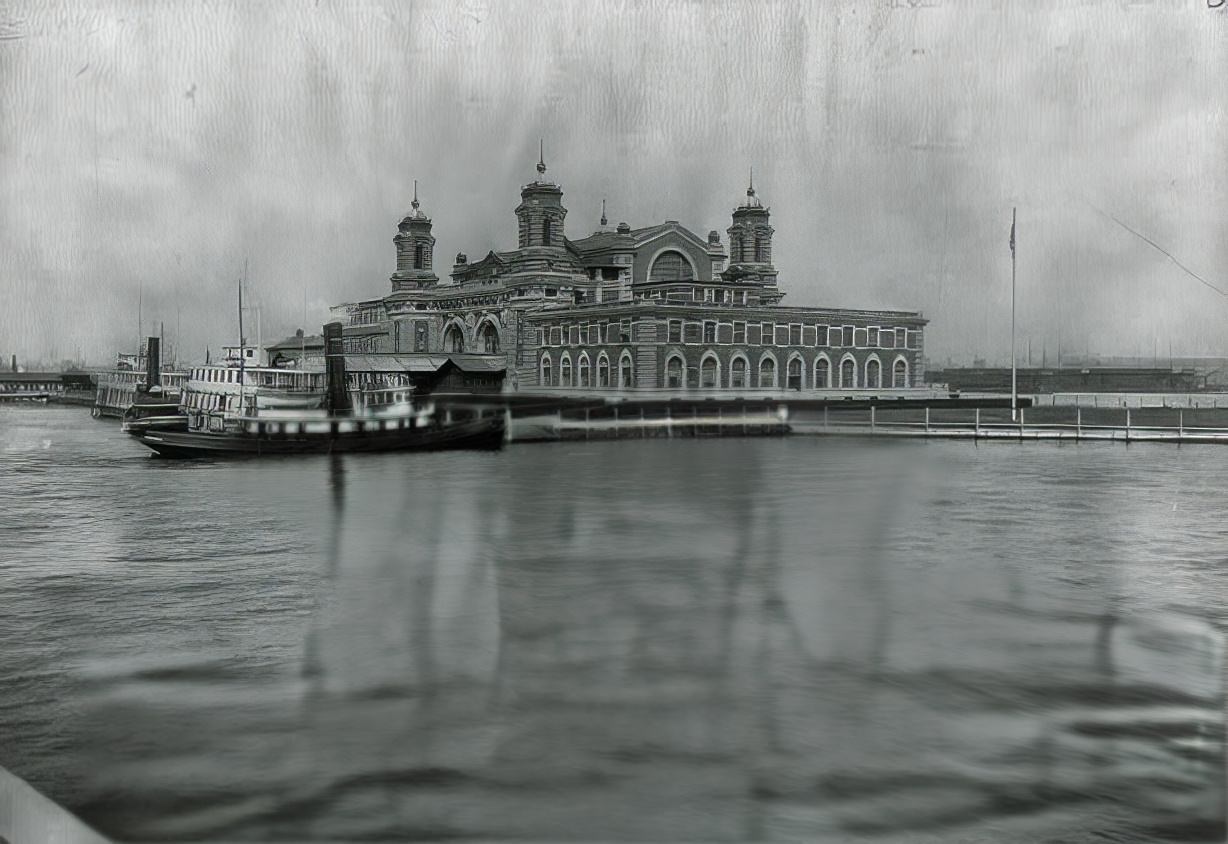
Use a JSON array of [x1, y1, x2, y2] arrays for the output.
[[514, 142, 568, 249], [391, 180, 438, 290], [724, 170, 779, 301]]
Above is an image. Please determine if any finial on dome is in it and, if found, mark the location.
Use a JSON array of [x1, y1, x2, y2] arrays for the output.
[[537, 139, 546, 177], [747, 167, 755, 199], [600, 198, 608, 227], [411, 178, 419, 212]]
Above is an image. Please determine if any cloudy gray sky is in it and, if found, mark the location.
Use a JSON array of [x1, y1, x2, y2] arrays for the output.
[[2, 0, 1225, 367]]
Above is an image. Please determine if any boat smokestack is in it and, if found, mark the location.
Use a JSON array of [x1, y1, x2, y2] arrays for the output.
[[323, 321, 350, 413], [144, 336, 160, 392]]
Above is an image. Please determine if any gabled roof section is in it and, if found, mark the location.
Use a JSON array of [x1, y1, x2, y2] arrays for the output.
[[570, 220, 710, 258]]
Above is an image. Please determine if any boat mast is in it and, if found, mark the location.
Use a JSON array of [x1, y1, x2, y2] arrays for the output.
[[1010, 207, 1017, 421]]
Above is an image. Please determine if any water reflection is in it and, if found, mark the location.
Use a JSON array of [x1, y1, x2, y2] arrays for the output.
[[0, 416, 1218, 842]]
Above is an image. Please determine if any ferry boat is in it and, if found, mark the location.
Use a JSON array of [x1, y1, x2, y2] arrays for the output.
[[133, 323, 505, 458], [93, 342, 186, 419]]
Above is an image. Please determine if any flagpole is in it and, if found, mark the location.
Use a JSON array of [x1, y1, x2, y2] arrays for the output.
[[1010, 207, 1017, 421]]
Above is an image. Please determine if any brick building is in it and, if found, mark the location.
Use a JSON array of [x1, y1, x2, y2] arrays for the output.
[[332, 155, 927, 392]]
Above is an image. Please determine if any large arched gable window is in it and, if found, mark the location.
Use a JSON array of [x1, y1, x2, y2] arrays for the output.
[[648, 250, 696, 283]]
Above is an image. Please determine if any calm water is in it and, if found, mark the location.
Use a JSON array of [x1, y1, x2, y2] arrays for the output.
[[1, 406, 1224, 842]]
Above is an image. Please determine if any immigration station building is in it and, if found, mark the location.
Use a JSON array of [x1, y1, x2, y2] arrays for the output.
[[332, 156, 927, 393]]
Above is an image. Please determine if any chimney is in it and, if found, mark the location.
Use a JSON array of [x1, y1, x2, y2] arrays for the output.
[[144, 337, 160, 392], [323, 321, 351, 413], [10, 355, 16, 372]]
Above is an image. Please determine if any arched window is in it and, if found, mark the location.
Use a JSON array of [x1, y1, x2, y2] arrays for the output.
[[578, 354, 591, 388], [560, 354, 572, 387], [731, 356, 748, 389], [443, 323, 465, 353], [840, 358, 856, 388], [759, 356, 776, 388], [787, 356, 803, 390], [414, 243, 425, 270], [597, 354, 610, 388], [540, 354, 552, 387], [478, 322, 500, 354], [866, 358, 881, 389], [893, 358, 909, 388], [542, 218, 553, 245], [815, 357, 830, 388], [754, 236, 765, 263], [648, 251, 696, 283], [666, 355, 685, 389], [701, 355, 719, 389], [619, 352, 634, 388]]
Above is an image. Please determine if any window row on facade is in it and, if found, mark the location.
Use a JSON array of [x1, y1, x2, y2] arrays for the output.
[[538, 350, 912, 390], [535, 320, 921, 350]]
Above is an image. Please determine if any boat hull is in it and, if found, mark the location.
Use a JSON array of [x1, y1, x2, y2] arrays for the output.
[[136, 415, 505, 458]]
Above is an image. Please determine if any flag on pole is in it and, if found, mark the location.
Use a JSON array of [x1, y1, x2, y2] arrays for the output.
[[1009, 213, 1016, 258]]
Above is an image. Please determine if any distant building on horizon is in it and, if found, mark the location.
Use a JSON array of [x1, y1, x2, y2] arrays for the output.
[[331, 154, 928, 392]]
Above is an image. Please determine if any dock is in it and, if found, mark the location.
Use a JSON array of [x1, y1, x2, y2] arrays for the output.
[[790, 404, 1228, 444]]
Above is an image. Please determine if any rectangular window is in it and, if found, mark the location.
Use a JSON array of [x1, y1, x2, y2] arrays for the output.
[[762, 322, 775, 345], [854, 328, 868, 348], [569, 325, 579, 345], [668, 319, 683, 343], [703, 321, 717, 343], [607, 321, 619, 342], [717, 322, 733, 344], [733, 321, 747, 344], [802, 325, 816, 346], [867, 327, 879, 347], [816, 325, 828, 347], [748, 323, 761, 345], [579, 325, 589, 345], [684, 322, 701, 344], [896, 327, 907, 348], [882, 328, 896, 349], [723, 289, 732, 303], [704, 288, 715, 303], [789, 324, 803, 345], [545, 288, 557, 297], [550, 326, 562, 346], [907, 330, 920, 350], [620, 319, 632, 343], [775, 325, 789, 346], [843, 326, 855, 347]]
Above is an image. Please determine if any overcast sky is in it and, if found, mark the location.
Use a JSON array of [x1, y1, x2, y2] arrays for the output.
[[2, 0, 1225, 367]]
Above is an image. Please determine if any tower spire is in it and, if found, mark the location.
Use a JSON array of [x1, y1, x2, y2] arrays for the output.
[[748, 167, 755, 198], [537, 139, 547, 177], [600, 198, 607, 227], [411, 178, 419, 212]]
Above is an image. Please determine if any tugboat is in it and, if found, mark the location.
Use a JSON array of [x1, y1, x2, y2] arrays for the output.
[[133, 322, 505, 458], [121, 337, 188, 435]]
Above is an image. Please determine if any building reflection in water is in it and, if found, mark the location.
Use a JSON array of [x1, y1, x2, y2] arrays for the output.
[[69, 440, 1224, 842]]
